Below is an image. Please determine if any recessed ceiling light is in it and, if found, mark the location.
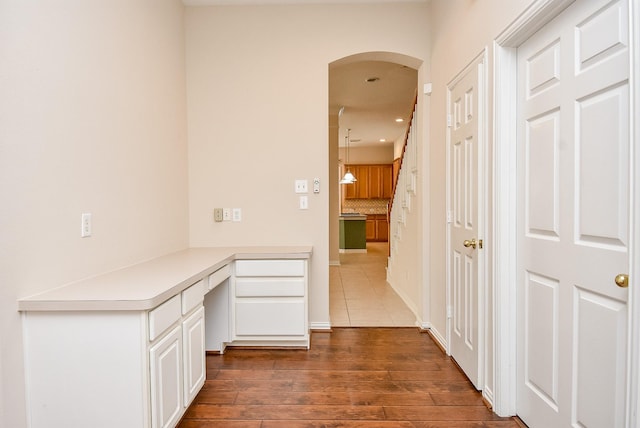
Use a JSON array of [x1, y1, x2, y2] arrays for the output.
[[365, 77, 380, 83], [379, 138, 386, 142], [395, 118, 404, 123]]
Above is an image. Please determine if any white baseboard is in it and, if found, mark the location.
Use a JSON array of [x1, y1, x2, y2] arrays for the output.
[[310, 322, 332, 331], [428, 325, 448, 353]]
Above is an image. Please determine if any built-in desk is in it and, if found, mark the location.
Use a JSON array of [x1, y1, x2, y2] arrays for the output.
[[18, 246, 312, 428]]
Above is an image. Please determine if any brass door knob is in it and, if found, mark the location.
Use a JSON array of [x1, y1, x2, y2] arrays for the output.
[[463, 239, 483, 249], [615, 274, 629, 288], [463, 239, 477, 249]]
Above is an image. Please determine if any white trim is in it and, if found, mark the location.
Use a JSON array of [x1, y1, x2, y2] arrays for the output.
[[627, 0, 640, 425], [428, 325, 447, 352], [309, 322, 331, 331], [492, 0, 576, 417], [493, 0, 639, 424]]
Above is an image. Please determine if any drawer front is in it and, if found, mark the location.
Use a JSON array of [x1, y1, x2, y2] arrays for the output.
[[235, 300, 306, 336], [208, 264, 231, 290], [149, 295, 181, 341], [181, 279, 205, 315], [235, 260, 305, 277], [235, 278, 305, 297]]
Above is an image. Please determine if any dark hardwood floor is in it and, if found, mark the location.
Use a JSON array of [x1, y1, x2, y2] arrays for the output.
[[178, 327, 520, 427]]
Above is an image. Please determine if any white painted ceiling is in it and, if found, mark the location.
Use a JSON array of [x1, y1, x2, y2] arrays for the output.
[[330, 60, 417, 148]]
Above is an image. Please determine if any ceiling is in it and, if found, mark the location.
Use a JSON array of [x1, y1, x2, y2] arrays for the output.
[[329, 60, 417, 149]]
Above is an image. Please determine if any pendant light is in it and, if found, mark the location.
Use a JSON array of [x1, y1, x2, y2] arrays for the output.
[[340, 128, 357, 184]]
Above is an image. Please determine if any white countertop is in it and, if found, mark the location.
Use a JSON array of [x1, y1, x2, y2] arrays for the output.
[[18, 246, 312, 312]]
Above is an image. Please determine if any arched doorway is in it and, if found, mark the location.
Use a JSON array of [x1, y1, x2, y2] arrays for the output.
[[328, 52, 422, 327]]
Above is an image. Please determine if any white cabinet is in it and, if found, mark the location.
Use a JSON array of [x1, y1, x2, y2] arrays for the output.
[[182, 306, 205, 405], [22, 281, 206, 428], [147, 280, 205, 428], [232, 259, 309, 348], [149, 326, 183, 428], [20, 250, 312, 428]]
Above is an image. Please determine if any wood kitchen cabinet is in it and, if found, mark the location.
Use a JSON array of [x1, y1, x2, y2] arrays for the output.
[[344, 164, 392, 199], [366, 214, 389, 242]]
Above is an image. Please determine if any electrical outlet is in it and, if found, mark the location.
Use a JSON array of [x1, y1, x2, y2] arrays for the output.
[[213, 208, 223, 222], [81, 213, 92, 237], [223, 208, 231, 221]]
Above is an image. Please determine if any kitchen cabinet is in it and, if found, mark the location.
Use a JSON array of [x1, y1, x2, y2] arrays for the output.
[[233, 259, 309, 346], [344, 164, 392, 199], [366, 214, 389, 242]]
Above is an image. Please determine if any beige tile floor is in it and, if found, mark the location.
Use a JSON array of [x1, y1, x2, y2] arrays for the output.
[[330, 242, 417, 327]]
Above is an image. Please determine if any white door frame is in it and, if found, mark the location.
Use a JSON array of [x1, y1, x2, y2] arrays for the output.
[[492, 0, 640, 424]]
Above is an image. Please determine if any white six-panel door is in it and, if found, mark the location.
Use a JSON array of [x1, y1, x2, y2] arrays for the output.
[[448, 52, 485, 389], [516, 0, 630, 426]]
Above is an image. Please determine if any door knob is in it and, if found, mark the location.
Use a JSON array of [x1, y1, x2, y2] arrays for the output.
[[463, 239, 477, 249], [615, 274, 629, 288]]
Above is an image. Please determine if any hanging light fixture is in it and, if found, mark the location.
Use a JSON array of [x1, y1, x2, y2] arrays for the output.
[[340, 128, 357, 184]]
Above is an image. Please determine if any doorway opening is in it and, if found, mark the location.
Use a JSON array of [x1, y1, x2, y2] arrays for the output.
[[328, 52, 421, 327]]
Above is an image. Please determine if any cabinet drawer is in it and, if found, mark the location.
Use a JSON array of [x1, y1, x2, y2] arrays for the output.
[[235, 278, 305, 297], [235, 260, 305, 277], [181, 279, 205, 315], [208, 264, 231, 290], [235, 300, 306, 336], [149, 295, 181, 341]]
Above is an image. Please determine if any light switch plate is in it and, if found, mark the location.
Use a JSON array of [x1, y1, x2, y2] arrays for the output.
[[313, 178, 320, 193], [299, 196, 308, 210], [295, 179, 308, 193], [232, 208, 242, 222], [213, 208, 223, 222]]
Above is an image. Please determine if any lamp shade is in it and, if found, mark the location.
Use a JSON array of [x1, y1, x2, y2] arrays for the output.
[[340, 170, 357, 184]]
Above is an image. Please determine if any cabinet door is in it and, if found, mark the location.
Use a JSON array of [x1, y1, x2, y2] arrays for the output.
[[235, 300, 306, 336], [183, 306, 205, 406], [381, 165, 393, 199], [376, 217, 389, 242], [150, 326, 183, 428], [355, 166, 369, 198], [369, 166, 382, 198], [366, 218, 376, 241]]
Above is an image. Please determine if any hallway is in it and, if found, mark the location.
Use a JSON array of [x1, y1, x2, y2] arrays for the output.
[[330, 242, 417, 327]]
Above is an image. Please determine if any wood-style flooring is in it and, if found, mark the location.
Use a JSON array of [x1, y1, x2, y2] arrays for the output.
[[178, 327, 521, 427]]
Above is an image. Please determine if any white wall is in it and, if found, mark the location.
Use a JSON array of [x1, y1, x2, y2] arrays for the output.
[[0, 1, 189, 426], [185, 2, 430, 328], [341, 145, 395, 164]]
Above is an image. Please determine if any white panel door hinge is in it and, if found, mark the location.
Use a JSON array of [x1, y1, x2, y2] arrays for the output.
[[447, 306, 452, 319], [447, 114, 452, 127], [446, 210, 453, 224]]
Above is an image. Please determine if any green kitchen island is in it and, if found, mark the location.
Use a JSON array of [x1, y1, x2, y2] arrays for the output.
[[339, 214, 367, 253]]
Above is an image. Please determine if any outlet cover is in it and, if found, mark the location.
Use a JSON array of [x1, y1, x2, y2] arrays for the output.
[[213, 208, 223, 222]]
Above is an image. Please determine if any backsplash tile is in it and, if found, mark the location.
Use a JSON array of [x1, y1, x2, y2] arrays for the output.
[[342, 199, 389, 214]]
